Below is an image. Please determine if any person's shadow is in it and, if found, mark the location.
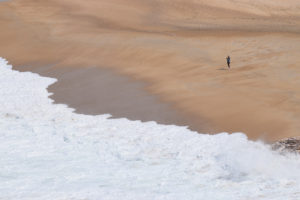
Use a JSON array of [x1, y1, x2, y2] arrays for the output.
[[217, 67, 228, 70]]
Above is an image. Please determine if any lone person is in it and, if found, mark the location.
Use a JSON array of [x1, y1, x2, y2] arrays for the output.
[[226, 56, 231, 69]]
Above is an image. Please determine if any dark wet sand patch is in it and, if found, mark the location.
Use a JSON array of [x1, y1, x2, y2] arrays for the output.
[[14, 63, 209, 132]]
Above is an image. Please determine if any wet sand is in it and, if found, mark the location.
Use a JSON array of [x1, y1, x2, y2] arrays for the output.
[[17, 63, 208, 132], [1, 0, 300, 141]]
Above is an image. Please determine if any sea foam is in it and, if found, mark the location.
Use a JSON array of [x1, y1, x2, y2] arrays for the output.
[[0, 57, 300, 200]]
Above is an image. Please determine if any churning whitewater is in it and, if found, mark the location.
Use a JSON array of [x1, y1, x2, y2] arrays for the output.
[[0, 57, 300, 200]]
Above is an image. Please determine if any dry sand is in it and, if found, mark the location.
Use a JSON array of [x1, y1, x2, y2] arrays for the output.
[[1, 0, 300, 141]]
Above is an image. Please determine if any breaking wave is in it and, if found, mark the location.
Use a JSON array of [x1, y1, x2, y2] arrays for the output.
[[0, 57, 300, 200]]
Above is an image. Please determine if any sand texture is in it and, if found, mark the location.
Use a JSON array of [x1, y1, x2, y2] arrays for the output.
[[0, 0, 300, 141]]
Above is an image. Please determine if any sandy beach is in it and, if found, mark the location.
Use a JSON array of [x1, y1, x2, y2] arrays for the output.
[[1, 0, 300, 141]]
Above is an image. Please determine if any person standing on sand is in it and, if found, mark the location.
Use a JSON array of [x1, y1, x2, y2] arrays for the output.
[[226, 56, 231, 69]]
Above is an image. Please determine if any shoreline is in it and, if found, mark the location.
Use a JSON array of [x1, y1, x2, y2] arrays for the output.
[[2, 56, 300, 199], [1, 0, 300, 141], [14, 62, 211, 134]]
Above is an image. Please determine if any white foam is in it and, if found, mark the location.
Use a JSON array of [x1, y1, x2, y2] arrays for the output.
[[0, 57, 300, 200]]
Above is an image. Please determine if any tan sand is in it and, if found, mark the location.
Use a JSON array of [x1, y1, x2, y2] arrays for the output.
[[0, 0, 300, 141]]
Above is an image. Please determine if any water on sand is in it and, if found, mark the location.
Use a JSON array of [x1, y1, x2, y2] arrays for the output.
[[1, 57, 300, 199]]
